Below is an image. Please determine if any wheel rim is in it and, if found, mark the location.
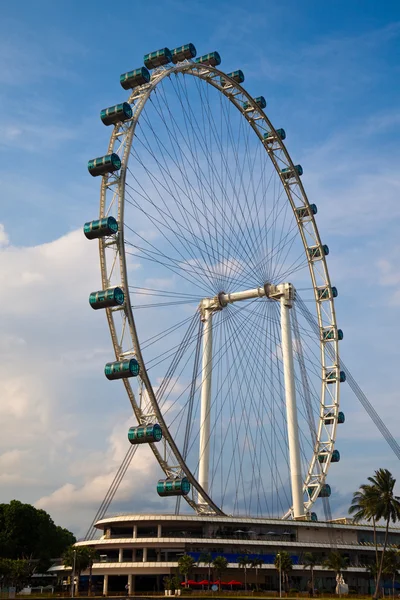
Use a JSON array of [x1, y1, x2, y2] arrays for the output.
[[95, 61, 341, 518]]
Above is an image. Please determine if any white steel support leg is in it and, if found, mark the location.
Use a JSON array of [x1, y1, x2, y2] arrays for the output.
[[280, 296, 305, 519], [198, 309, 213, 501]]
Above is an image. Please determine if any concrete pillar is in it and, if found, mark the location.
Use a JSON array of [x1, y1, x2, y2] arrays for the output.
[[132, 548, 137, 562], [157, 550, 161, 562], [157, 524, 162, 538], [103, 574, 108, 596], [127, 574, 133, 595], [119, 548, 123, 563], [143, 547, 148, 562], [133, 525, 137, 538]]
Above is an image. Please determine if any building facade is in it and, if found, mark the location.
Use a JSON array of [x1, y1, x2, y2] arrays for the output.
[[50, 514, 400, 594]]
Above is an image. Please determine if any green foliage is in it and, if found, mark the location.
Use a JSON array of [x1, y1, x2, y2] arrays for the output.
[[274, 551, 293, 593], [323, 551, 348, 575], [0, 500, 75, 561], [178, 554, 196, 585], [63, 546, 91, 575], [303, 552, 318, 595], [163, 576, 173, 591], [0, 558, 34, 591], [212, 556, 229, 590]]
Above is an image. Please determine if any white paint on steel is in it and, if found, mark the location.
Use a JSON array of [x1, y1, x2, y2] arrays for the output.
[[198, 308, 213, 501], [280, 291, 305, 519]]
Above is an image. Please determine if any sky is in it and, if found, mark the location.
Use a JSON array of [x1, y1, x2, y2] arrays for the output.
[[0, 0, 400, 538]]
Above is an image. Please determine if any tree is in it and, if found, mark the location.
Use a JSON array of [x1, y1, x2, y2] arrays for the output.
[[274, 551, 293, 593], [349, 483, 380, 570], [250, 557, 264, 591], [367, 469, 400, 600], [178, 554, 196, 588], [212, 556, 228, 591], [0, 558, 33, 591], [238, 555, 251, 591], [198, 552, 213, 589], [303, 552, 318, 597], [323, 551, 348, 596], [63, 546, 91, 593], [85, 548, 98, 596], [383, 549, 400, 599], [0, 500, 75, 562]]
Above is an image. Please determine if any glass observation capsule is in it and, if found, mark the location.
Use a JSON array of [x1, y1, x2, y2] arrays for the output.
[[83, 217, 118, 240], [264, 128, 286, 143], [120, 67, 151, 90], [318, 449, 340, 463], [310, 512, 318, 522], [243, 96, 266, 110], [220, 70, 245, 86], [317, 285, 338, 301], [194, 52, 221, 67], [323, 328, 344, 341], [88, 153, 121, 177], [171, 43, 197, 63], [128, 424, 163, 445], [324, 410, 345, 425], [281, 165, 303, 179], [157, 477, 190, 497], [144, 48, 172, 69], [308, 484, 331, 498], [295, 203, 317, 219], [308, 244, 329, 259], [100, 103, 133, 126], [104, 358, 140, 380], [326, 370, 346, 384], [89, 287, 124, 310]]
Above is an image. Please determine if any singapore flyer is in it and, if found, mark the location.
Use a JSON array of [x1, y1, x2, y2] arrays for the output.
[[84, 43, 345, 521]]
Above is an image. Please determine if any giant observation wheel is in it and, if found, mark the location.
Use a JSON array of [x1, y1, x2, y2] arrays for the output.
[[84, 44, 346, 520]]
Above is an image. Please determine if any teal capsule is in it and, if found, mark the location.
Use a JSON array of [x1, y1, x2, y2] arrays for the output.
[[194, 52, 221, 67], [157, 477, 190, 497], [88, 153, 121, 177], [295, 204, 317, 219], [128, 424, 163, 445], [104, 358, 140, 380], [243, 96, 266, 110], [100, 103, 132, 126], [171, 43, 197, 63], [89, 287, 124, 310], [120, 67, 151, 90], [144, 48, 172, 70], [83, 217, 118, 240]]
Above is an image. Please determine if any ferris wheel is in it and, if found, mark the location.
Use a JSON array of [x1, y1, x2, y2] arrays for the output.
[[84, 44, 346, 520]]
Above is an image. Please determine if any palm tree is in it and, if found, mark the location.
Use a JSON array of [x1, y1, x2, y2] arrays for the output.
[[85, 548, 98, 596], [274, 551, 293, 593], [198, 552, 213, 590], [178, 554, 196, 588], [238, 554, 251, 591], [250, 557, 264, 591], [383, 549, 400, 599], [367, 469, 400, 600], [349, 483, 380, 569], [323, 552, 348, 597], [303, 552, 318, 596], [63, 546, 90, 594], [212, 556, 228, 591]]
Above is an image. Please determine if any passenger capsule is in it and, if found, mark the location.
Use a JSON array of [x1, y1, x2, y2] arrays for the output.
[[88, 153, 121, 177], [171, 43, 197, 63], [243, 96, 266, 110], [104, 358, 140, 380], [157, 477, 191, 497], [120, 67, 151, 90], [281, 165, 303, 179], [318, 449, 340, 463], [295, 204, 317, 219], [83, 217, 118, 240], [100, 103, 132, 126], [144, 48, 172, 70], [317, 286, 338, 301], [194, 52, 221, 67], [89, 287, 124, 310], [128, 424, 162, 445], [326, 370, 346, 384], [310, 512, 318, 522], [324, 411, 345, 425], [308, 244, 329, 260], [220, 70, 245, 86], [307, 484, 331, 498], [264, 128, 286, 143], [322, 328, 344, 341]]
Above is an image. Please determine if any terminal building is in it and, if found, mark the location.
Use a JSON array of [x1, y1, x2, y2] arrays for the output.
[[50, 514, 400, 595]]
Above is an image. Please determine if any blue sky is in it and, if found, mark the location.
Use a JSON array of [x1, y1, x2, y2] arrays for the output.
[[0, 0, 399, 536]]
